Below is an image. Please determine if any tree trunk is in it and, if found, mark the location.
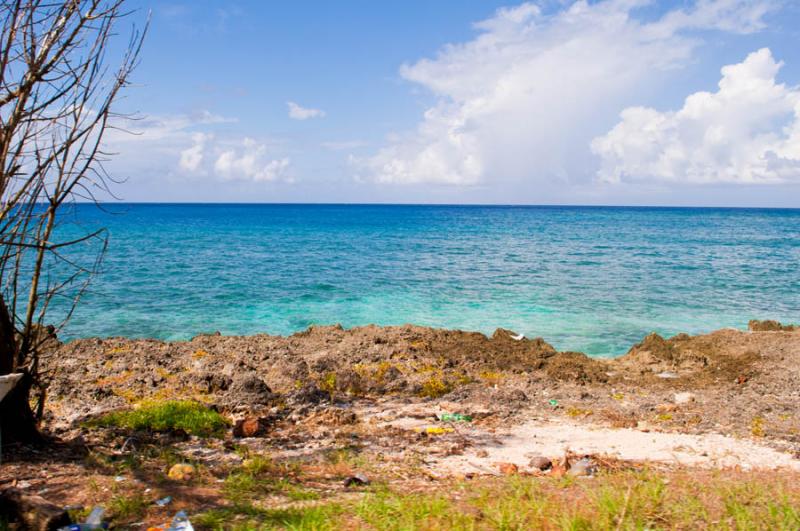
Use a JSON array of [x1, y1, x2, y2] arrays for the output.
[[0, 371, 40, 445], [0, 296, 40, 445], [0, 297, 16, 375]]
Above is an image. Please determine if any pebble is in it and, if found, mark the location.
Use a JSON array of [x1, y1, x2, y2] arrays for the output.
[[528, 456, 552, 471], [496, 462, 519, 475]]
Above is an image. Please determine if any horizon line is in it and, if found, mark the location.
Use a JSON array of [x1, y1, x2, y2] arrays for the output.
[[77, 201, 800, 210]]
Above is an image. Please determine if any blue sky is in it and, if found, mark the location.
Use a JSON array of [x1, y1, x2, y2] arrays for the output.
[[108, 1, 800, 206]]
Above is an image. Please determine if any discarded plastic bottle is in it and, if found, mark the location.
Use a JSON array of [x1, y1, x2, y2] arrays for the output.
[[439, 413, 473, 422], [154, 495, 172, 507], [168, 510, 194, 531], [58, 506, 107, 531]]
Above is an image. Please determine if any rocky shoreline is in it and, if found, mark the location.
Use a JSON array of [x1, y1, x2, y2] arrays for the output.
[[44, 319, 800, 444], [2, 319, 799, 528]]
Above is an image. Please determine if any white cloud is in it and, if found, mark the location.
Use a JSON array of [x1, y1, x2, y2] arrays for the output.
[[179, 132, 211, 172], [592, 48, 800, 184], [287, 101, 326, 120], [214, 138, 291, 182], [354, 0, 777, 187], [104, 111, 292, 185]]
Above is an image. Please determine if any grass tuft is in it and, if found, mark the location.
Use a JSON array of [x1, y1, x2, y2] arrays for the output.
[[90, 400, 229, 437]]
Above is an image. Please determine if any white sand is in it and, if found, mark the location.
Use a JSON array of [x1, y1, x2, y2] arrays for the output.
[[433, 418, 800, 474]]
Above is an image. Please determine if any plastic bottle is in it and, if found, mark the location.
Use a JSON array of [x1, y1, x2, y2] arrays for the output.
[[58, 506, 107, 531], [439, 413, 472, 422]]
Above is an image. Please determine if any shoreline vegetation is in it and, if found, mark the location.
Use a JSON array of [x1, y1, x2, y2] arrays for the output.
[[2, 319, 800, 529]]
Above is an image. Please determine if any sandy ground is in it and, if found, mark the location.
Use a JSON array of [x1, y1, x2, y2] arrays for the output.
[[434, 419, 800, 473]]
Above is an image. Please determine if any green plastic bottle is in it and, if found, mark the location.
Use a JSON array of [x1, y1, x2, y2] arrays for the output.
[[439, 413, 473, 422]]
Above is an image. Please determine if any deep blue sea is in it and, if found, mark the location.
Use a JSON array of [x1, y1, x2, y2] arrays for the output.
[[52, 204, 800, 357]]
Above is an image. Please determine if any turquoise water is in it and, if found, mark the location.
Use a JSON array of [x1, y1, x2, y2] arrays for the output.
[[52, 204, 799, 357]]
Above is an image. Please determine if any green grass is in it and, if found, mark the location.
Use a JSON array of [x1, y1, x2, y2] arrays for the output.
[[108, 491, 149, 521], [194, 503, 343, 530], [89, 400, 229, 437], [223, 456, 319, 506], [191, 469, 800, 530]]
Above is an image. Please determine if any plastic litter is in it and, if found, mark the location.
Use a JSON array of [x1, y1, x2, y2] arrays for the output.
[[438, 413, 472, 422], [167, 463, 195, 481], [147, 510, 194, 531], [418, 426, 454, 435], [343, 472, 370, 487], [568, 457, 597, 477], [168, 511, 194, 531], [548, 399, 559, 407], [154, 496, 172, 507], [58, 506, 107, 530]]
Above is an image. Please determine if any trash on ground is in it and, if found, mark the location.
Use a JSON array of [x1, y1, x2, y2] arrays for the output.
[[59, 506, 106, 530], [343, 473, 370, 487], [168, 511, 194, 531], [147, 510, 194, 531], [656, 371, 679, 379], [167, 463, 195, 481], [674, 392, 696, 404], [438, 413, 473, 422], [154, 496, 172, 507], [412, 425, 456, 435], [568, 457, 597, 477], [548, 399, 559, 407]]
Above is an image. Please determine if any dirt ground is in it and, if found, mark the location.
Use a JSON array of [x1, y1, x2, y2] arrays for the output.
[[2, 320, 800, 528]]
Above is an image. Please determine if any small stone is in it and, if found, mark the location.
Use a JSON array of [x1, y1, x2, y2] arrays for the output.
[[496, 462, 519, 475], [528, 456, 552, 471], [232, 416, 270, 438], [475, 449, 489, 458], [167, 463, 195, 481], [674, 392, 695, 405], [656, 403, 678, 413]]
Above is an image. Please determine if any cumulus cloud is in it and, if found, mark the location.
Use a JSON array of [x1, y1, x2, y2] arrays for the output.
[[105, 111, 292, 185], [592, 48, 800, 184], [179, 132, 210, 172], [354, 0, 777, 186], [214, 138, 291, 182], [287, 101, 326, 120]]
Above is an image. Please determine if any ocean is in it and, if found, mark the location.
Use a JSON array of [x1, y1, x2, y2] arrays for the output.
[[51, 204, 800, 357]]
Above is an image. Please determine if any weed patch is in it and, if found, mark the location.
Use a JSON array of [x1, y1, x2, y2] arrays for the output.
[[89, 400, 229, 437]]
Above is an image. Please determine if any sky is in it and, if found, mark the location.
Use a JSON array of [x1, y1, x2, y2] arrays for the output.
[[105, 0, 800, 206]]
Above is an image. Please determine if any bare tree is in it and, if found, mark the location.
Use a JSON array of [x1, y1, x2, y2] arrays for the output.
[[0, 0, 146, 443]]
